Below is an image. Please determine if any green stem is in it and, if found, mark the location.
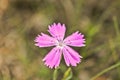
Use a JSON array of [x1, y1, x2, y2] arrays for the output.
[[90, 61, 120, 80], [53, 68, 59, 80], [113, 16, 120, 37]]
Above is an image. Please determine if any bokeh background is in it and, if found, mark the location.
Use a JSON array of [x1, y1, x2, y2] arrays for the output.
[[0, 0, 120, 80]]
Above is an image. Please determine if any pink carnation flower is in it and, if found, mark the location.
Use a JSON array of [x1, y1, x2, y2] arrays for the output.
[[34, 23, 85, 68]]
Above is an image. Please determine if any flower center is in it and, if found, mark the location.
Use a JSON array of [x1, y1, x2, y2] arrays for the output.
[[56, 40, 65, 48]]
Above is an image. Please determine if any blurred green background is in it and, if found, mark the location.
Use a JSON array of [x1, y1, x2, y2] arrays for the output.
[[0, 0, 120, 80]]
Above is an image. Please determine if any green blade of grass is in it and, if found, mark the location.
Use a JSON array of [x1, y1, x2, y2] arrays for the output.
[[90, 61, 120, 80]]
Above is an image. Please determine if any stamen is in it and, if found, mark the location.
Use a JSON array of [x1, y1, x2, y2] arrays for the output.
[[56, 40, 66, 48]]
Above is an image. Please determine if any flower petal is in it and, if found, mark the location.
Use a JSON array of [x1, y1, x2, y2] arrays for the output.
[[64, 31, 85, 47], [34, 33, 56, 47], [43, 47, 62, 69], [63, 46, 82, 66], [48, 23, 66, 40], [63, 49, 70, 66]]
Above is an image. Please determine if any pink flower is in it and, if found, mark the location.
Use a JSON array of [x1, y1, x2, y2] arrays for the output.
[[34, 23, 85, 68]]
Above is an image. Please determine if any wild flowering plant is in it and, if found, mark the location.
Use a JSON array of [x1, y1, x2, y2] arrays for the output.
[[34, 23, 85, 69]]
